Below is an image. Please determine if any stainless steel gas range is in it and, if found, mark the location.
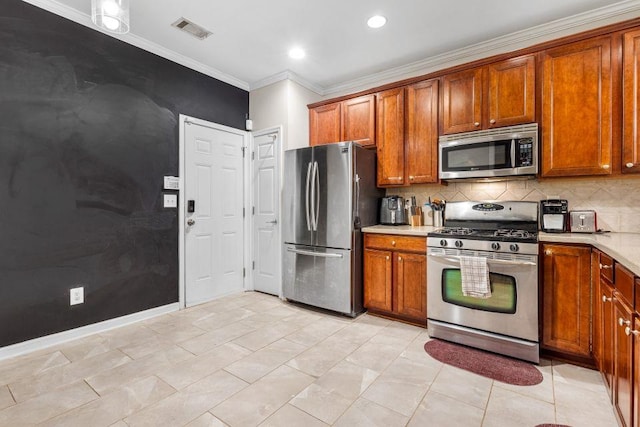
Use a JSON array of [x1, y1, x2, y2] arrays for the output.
[[426, 201, 540, 363]]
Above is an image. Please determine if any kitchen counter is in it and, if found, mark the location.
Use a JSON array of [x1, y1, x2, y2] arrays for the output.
[[540, 232, 640, 277], [361, 224, 436, 237], [363, 226, 640, 277]]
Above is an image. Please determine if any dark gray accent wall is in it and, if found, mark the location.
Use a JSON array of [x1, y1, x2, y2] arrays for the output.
[[0, 1, 249, 347]]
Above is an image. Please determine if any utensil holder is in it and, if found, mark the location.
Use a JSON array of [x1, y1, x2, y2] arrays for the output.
[[433, 211, 443, 227]]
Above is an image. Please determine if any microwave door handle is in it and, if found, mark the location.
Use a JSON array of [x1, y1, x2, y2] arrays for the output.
[[510, 139, 516, 167], [305, 162, 312, 231]]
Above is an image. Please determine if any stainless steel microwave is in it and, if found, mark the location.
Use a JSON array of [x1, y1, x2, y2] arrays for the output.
[[438, 123, 538, 180]]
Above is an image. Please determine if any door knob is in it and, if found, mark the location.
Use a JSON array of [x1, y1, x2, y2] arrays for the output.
[[602, 295, 612, 302], [474, 122, 480, 127], [187, 219, 195, 226], [489, 119, 496, 124], [626, 162, 634, 168], [267, 219, 278, 225], [625, 326, 640, 336], [619, 317, 631, 327]]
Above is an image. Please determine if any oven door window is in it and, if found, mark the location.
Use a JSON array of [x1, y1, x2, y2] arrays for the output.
[[441, 139, 512, 172], [441, 269, 517, 314]]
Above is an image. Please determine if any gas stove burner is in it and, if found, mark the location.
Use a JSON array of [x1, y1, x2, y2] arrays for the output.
[[435, 227, 473, 236], [493, 229, 536, 239]]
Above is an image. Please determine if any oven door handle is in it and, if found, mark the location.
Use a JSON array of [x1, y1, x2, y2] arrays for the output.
[[428, 253, 537, 267]]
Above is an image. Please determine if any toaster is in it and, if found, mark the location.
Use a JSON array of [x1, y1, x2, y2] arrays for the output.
[[570, 210, 597, 233], [380, 196, 407, 225], [540, 199, 569, 233]]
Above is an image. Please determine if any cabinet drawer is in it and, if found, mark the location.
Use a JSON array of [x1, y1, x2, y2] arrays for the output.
[[599, 252, 614, 282], [615, 264, 634, 306], [364, 234, 426, 252]]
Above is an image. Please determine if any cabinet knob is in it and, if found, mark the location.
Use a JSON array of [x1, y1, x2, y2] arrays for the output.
[[391, 240, 396, 246], [602, 295, 612, 303], [625, 326, 640, 336], [626, 162, 635, 168], [545, 249, 552, 256], [386, 255, 390, 260], [398, 256, 402, 262], [409, 175, 414, 180], [489, 119, 496, 124], [602, 164, 610, 170], [474, 122, 480, 127], [619, 317, 631, 327], [599, 263, 612, 270]]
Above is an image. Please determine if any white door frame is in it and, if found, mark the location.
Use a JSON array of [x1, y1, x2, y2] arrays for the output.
[[178, 114, 251, 309], [250, 126, 283, 297]]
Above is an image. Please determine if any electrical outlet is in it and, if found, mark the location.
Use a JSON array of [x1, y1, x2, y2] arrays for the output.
[[70, 287, 84, 305]]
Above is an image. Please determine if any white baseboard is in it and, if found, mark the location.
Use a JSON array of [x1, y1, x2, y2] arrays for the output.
[[0, 303, 180, 362]]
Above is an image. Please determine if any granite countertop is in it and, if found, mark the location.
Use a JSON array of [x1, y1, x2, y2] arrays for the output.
[[362, 225, 640, 277]]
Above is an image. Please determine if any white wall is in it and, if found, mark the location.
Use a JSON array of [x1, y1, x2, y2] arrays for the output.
[[249, 79, 322, 151]]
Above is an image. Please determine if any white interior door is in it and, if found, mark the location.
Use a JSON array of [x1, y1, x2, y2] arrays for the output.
[[184, 118, 246, 307], [252, 128, 281, 296]]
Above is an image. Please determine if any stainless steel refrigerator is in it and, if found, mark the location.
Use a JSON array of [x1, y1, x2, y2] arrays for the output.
[[282, 142, 383, 316]]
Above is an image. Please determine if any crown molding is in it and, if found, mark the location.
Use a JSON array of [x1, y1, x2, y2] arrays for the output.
[[250, 70, 324, 94], [21, 0, 250, 91], [322, 0, 640, 97]]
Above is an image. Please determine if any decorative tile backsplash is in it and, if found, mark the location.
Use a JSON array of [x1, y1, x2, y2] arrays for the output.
[[391, 177, 640, 233]]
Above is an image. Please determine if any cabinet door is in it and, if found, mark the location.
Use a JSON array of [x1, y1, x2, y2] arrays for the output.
[[395, 252, 427, 323], [541, 36, 613, 176], [406, 80, 439, 184], [487, 55, 535, 128], [592, 251, 603, 370], [613, 296, 634, 427], [602, 280, 615, 395], [542, 244, 592, 356], [309, 103, 341, 146], [376, 88, 406, 186], [342, 95, 376, 147], [623, 29, 640, 173], [441, 67, 483, 134], [363, 248, 392, 312]]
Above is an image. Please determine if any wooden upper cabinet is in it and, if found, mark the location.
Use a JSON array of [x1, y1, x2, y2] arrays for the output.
[[623, 29, 640, 174], [442, 68, 483, 134], [342, 95, 376, 147], [487, 55, 535, 128], [376, 88, 405, 186], [406, 80, 439, 184], [309, 102, 341, 146], [441, 55, 535, 135], [377, 80, 439, 187], [541, 244, 592, 357], [541, 36, 613, 177]]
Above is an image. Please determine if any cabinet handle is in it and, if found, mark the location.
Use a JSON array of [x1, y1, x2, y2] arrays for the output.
[[626, 162, 635, 168], [602, 164, 610, 170], [391, 241, 396, 246], [489, 119, 496, 124], [599, 263, 612, 270], [602, 295, 612, 303], [625, 326, 640, 336], [545, 249, 552, 256], [474, 122, 480, 127], [619, 317, 631, 327]]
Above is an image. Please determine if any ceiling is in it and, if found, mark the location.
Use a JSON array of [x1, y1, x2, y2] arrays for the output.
[[26, 0, 640, 94]]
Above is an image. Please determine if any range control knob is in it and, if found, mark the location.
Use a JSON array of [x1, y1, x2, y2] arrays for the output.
[[439, 239, 448, 247], [491, 242, 501, 251], [509, 244, 519, 252], [455, 240, 463, 248]]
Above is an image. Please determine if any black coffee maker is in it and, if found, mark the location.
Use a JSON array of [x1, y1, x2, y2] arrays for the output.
[[540, 199, 569, 233]]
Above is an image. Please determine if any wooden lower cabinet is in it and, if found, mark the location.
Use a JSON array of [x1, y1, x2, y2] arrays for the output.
[[541, 244, 592, 358], [363, 234, 427, 326], [613, 295, 635, 427]]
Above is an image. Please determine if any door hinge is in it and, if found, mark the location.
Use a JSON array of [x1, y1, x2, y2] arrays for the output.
[[252, 261, 255, 270], [241, 147, 246, 157], [251, 151, 255, 160], [243, 267, 246, 277], [252, 206, 255, 215], [243, 207, 245, 218]]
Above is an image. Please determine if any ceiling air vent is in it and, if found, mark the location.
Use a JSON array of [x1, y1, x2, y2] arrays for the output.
[[171, 18, 212, 40]]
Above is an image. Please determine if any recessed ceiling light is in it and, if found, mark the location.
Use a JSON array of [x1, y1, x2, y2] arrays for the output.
[[289, 47, 306, 59], [367, 15, 387, 29]]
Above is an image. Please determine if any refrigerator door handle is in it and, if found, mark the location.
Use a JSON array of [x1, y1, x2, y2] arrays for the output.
[[305, 161, 312, 231], [286, 247, 343, 258], [313, 161, 320, 231]]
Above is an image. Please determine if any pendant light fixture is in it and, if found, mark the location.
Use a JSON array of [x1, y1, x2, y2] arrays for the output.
[[91, 0, 130, 34]]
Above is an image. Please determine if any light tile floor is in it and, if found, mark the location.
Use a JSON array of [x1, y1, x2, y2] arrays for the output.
[[0, 291, 618, 426]]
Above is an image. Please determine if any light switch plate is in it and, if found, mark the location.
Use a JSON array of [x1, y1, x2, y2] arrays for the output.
[[164, 176, 180, 190], [163, 194, 178, 208]]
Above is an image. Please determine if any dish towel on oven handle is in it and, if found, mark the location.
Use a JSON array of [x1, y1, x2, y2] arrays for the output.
[[459, 256, 492, 298]]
